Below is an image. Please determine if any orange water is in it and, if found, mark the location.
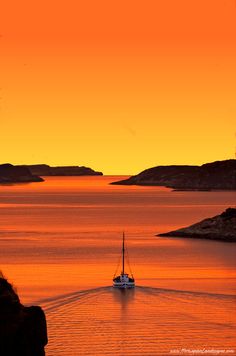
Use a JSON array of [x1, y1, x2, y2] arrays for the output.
[[0, 176, 235, 355]]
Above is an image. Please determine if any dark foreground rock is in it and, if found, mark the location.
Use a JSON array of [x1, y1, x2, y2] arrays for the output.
[[158, 208, 236, 242], [0, 164, 43, 183], [19, 164, 103, 176], [111, 160, 236, 190]]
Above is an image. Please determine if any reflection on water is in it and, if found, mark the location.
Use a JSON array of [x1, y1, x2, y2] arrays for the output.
[[112, 288, 135, 314], [0, 176, 236, 354]]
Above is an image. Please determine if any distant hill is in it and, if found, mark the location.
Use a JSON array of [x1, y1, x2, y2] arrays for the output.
[[19, 164, 103, 176], [158, 208, 236, 242], [0, 164, 44, 183], [111, 160, 236, 190]]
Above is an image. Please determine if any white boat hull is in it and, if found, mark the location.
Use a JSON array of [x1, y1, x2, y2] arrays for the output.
[[113, 282, 135, 289], [113, 273, 135, 289]]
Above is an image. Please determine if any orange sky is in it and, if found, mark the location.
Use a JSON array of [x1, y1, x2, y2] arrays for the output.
[[1, 0, 236, 174]]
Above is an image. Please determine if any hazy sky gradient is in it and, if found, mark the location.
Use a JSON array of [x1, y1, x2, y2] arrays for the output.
[[1, 0, 236, 174]]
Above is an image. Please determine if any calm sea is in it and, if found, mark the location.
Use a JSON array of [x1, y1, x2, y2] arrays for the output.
[[0, 176, 235, 355]]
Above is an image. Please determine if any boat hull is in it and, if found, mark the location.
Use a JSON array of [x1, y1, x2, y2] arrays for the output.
[[113, 274, 135, 288], [113, 282, 135, 289]]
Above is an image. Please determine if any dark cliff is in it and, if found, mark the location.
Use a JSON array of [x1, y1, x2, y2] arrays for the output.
[[111, 160, 236, 190], [158, 208, 236, 242]]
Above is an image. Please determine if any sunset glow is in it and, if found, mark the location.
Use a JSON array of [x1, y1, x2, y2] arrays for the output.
[[1, 0, 236, 173]]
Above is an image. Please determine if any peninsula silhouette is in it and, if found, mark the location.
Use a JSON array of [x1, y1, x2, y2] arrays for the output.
[[111, 160, 236, 191], [20, 164, 103, 176], [0, 164, 43, 183], [158, 208, 236, 242]]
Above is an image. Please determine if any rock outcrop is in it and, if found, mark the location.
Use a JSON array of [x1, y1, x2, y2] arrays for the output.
[[158, 208, 236, 242], [0, 164, 44, 183], [18, 164, 103, 176], [111, 160, 236, 190]]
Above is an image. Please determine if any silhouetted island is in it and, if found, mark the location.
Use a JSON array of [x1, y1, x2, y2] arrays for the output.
[[158, 208, 236, 242], [0, 164, 44, 183], [111, 160, 236, 190], [19, 164, 103, 176]]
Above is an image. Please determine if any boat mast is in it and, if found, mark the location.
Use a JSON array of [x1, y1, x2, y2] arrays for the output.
[[122, 232, 125, 275]]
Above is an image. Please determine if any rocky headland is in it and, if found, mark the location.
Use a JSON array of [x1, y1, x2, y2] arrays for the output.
[[18, 164, 103, 176], [158, 208, 236, 242], [111, 160, 236, 190], [0, 164, 44, 183]]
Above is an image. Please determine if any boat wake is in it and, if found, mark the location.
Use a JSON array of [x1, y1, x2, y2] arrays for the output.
[[35, 285, 235, 314], [137, 285, 236, 300], [36, 286, 111, 312]]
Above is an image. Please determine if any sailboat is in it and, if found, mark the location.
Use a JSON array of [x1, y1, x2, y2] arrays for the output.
[[113, 233, 135, 288]]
